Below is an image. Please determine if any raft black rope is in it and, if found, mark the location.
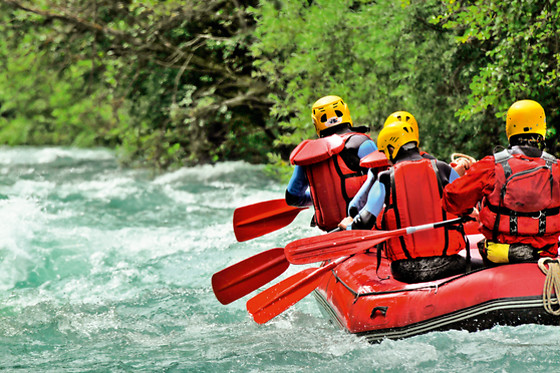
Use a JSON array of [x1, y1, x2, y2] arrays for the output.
[[538, 258, 560, 316]]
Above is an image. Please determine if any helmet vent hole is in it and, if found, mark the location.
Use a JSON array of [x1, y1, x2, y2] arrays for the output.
[[320, 114, 327, 123], [524, 127, 530, 132], [335, 110, 343, 117]]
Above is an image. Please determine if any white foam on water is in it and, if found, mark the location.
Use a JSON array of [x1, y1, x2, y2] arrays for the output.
[[0, 197, 45, 291], [153, 161, 283, 210], [0, 146, 114, 165], [158, 185, 197, 205], [56, 307, 122, 338], [56, 176, 142, 202], [153, 161, 262, 185], [0, 179, 56, 199]]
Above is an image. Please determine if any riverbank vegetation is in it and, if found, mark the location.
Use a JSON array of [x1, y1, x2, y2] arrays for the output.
[[1, 0, 558, 175]]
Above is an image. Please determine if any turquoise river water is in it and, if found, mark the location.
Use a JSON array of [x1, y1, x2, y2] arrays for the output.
[[0, 146, 558, 372]]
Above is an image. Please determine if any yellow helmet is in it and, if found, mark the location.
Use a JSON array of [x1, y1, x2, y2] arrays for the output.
[[377, 121, 419, 160], [383, 111, 419, 140], [506, 100, 546, 140], [311, 95, 353, 136]]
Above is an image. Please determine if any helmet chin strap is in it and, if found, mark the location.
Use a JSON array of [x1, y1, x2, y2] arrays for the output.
[[387, 146, 395, 163]]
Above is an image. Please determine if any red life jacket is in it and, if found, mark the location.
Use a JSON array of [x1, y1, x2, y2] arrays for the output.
[[380, 159, 465, 261], [479, 149, 560, 246], [290, 132, 370, 231]]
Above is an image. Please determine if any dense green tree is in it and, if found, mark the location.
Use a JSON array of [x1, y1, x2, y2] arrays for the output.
[[0, 0, 275, 168], [0, 6, 120, 147], [251, 0, 490, 174], [436, 0, 560, 154], [252, 0, 560, 175], [1, 0, 558, 172]]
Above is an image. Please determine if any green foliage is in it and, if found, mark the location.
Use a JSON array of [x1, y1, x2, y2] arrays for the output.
[[0, 7, 122, 147], [435, 0, 560, 155], [0, 0, 274, 169], [1, 0, 559, 172], [250, 0, 490, 167]]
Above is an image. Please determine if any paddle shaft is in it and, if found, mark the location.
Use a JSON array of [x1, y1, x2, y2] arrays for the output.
[[285, 216, 466, 265], [403, 216, 464, 234], [254, 258, 341, 311]]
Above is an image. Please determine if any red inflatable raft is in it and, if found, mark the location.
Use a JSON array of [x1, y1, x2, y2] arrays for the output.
[[313, 234, 560, 342]]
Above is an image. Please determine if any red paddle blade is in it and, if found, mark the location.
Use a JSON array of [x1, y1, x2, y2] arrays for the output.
[[233, 199, 308, 242], [212, 248, 289, 305], [246, 267, 325, 324], [246, 257, 347, 324], [285, 229, 405, 265]]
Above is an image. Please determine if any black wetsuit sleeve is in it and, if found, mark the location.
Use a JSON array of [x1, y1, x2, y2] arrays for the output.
[[285, 189, 309, 207], [435, 160, 454, 186], [339, 134, 369, 171]]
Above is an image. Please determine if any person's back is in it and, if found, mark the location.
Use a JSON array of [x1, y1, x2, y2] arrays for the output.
[[443, 100, 560, 264], [340, 122, 466, 283], [285, 95, 376, 231]]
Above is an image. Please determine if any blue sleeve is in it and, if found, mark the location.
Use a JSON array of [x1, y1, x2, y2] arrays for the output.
[[357, 139, 378, 159], [449, 168, 460, 183], [286, 165, 312, 206], [348, 169, 376, 216], [347, 180, 385, 230], [363, 180, 386, 217]]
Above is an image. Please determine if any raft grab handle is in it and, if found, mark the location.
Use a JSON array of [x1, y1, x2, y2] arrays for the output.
[[370, 306, 388, 318]]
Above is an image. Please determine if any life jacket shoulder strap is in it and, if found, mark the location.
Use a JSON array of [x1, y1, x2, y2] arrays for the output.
[[494, 149, 558, 178], [290, 132, 368, 166], [429, 159, 444, 196], [359, 150, 390, 169], [494, 149, 513, 178], [541, 151, 557, 167], [493, 148, 512, 163]]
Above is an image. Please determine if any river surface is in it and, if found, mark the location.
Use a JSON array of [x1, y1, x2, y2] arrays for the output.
[[0, 146, 558, 372]]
